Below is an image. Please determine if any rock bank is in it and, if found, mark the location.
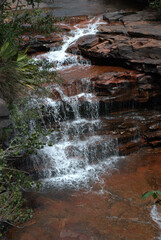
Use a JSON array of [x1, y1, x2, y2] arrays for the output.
[[72, 10, 161, 77]]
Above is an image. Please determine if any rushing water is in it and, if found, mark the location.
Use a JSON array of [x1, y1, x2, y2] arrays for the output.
[[33, 80, 119, 189], [36, 17, 105, 70], [32, 18, 121, 190]]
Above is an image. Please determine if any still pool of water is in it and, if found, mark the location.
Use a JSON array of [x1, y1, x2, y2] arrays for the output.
[[20, 0, 145, 16]]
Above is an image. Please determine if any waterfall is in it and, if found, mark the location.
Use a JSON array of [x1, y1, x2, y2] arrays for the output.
[[35, 17, 106, 71], [32, 77, 119, 190], [31, 17, 119, 190]]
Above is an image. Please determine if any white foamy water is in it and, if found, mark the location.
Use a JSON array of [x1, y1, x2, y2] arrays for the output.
[[32, 77, 119, 190], [35, 17, 105, 70], [151, 205, 161, 239]]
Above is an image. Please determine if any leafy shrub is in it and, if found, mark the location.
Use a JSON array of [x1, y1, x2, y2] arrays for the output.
[[0, 100, 53, 235], [0, 42, 39, 103], [150, 0, 161, 8], [19, 9, 57, 34], [0, 42, 63, 103]]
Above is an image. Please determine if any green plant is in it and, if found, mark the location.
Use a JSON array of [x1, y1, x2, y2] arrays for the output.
[[0, 0, 43, 44], [19, 9, 57, 34], [142, 190, 161, 205], [150, 0, 161, 8], [0, 42, 39, 102], [0, 42, 62, 103], [0, 102, 53, 234]]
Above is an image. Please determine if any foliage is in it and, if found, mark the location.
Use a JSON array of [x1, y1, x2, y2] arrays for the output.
[[0, 101, 54, 234], [0, 0, 42, 12], [150, 0, 161, 9], [0, 0, 63, 235], [142, 190, 161, 206], [17, 9, 59, 34], [0, 41, 63, 103], [0, 159, 34, 225], [0, 0, 42, 44], [0, 42, 39, 103]]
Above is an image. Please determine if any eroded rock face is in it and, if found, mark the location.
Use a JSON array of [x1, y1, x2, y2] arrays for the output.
[[91, 71, 158, 104]]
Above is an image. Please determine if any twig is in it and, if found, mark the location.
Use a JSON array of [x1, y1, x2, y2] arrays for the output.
[[0, 220, 24, 228]]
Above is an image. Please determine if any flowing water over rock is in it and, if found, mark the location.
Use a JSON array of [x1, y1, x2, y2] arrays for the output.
[[32, 18, 122, 190], [8, 12, 161, 240], [36, 17, 105, 70], [32, 78, 119, 190]]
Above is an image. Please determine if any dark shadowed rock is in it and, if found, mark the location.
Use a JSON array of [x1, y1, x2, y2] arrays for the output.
[[67, 35, 99, 55]]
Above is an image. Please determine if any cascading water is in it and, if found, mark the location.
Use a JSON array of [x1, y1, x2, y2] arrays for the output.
[[32, 17, 120, 190], [36, 17, 105, 71], [32, 78, 119, 190]]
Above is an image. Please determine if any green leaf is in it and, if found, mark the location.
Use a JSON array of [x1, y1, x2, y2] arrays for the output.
[[142, 191, 154, 199], [156, 191, 161, 196]]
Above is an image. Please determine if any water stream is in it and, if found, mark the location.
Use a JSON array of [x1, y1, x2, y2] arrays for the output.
[[26, 14, 161, 239], [36, 17, 105, 70], [32, 18, 121, 190]]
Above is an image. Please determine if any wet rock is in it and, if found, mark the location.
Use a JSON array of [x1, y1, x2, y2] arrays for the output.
[[103, 11, 135, 23], [21, 34, 63, 54], [79, 34, 161, 76], [7, 150, 161, 240], [91, 71, 157, 104], [103, 10, 160, 24], [72, 10, 161, 77], [144, 131, 161, 148], [119, 141, 141, 155], [67, 35, 99, 55], [56, 24, 75, 32]]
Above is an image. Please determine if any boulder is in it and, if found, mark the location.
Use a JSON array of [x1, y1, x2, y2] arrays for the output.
[[67, 35, 99, 55]]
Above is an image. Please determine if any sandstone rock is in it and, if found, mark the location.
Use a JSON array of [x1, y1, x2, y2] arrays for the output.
[[78, 33, 161, 76], [69, 10, 161, 77], [103, 10, 160, 24], [91, 71, 157, 104], [21, 34, 63, 54], [67, 35, 99, 55]]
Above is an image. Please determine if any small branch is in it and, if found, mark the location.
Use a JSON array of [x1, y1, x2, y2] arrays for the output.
[[0, 220, 24, 228], [2, 167, 29, 174]]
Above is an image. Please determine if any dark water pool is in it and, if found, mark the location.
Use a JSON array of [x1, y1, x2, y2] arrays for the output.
[[37, 0, 145, 17]]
